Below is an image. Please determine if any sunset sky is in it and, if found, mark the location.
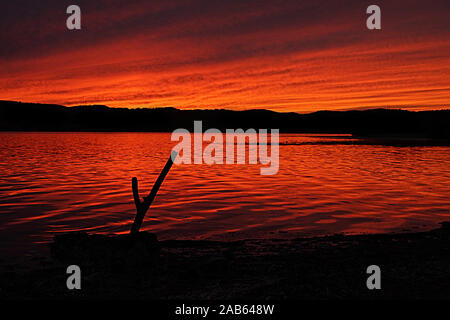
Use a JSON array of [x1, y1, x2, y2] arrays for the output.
[[1, 0, 449, 112]]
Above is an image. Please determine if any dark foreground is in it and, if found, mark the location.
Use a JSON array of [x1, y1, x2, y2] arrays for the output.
[[1, 223, 450, 300]]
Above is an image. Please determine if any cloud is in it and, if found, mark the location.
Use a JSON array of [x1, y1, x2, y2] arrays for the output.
[[0, 0, 449, 111]]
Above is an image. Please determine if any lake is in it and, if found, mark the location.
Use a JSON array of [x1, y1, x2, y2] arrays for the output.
[[1, 132, 450, 259]]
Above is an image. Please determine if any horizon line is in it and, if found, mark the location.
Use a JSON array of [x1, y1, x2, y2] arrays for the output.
[[2, 100, 449, 115]]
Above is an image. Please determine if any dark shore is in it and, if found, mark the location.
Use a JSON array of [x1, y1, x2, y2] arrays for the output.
[[2, 101, 450, 139], [1, 223, 450, 300]]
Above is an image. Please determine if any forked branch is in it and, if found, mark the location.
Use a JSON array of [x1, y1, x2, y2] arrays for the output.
[[130, 151, 178, 235]]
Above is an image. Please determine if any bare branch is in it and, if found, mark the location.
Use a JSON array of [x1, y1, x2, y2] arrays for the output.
[[130, 151, 178, 235]]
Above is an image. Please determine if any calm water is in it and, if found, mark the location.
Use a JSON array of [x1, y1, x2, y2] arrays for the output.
[[1, 133, 450, 257]]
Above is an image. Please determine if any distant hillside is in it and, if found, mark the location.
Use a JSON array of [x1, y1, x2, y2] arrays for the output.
[[0, 100, 449, 138]]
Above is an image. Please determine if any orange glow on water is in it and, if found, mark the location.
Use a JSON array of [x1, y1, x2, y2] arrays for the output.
[[1, 133, 450, 252]]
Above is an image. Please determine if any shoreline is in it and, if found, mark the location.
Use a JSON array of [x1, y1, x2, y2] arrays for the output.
[[2, 222, 450, 299]]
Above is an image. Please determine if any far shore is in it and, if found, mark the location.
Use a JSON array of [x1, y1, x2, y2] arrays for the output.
[[1, 101, 450, 139]]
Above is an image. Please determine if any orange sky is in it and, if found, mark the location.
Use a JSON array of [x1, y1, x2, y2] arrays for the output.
[[1, 0, 449, 112]]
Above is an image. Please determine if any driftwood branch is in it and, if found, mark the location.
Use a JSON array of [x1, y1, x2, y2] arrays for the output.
[[130, 151, 178, 235]]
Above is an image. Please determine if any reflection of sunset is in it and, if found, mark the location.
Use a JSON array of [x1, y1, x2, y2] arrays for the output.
[[1, 0, 449, 112], [1, 133, 450, 247]]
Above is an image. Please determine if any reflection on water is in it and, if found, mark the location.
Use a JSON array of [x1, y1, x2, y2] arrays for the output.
[[0, 132, 450, 255]]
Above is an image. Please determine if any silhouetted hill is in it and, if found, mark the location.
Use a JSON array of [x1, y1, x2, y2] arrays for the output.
[[0, 100, 449, 138]]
